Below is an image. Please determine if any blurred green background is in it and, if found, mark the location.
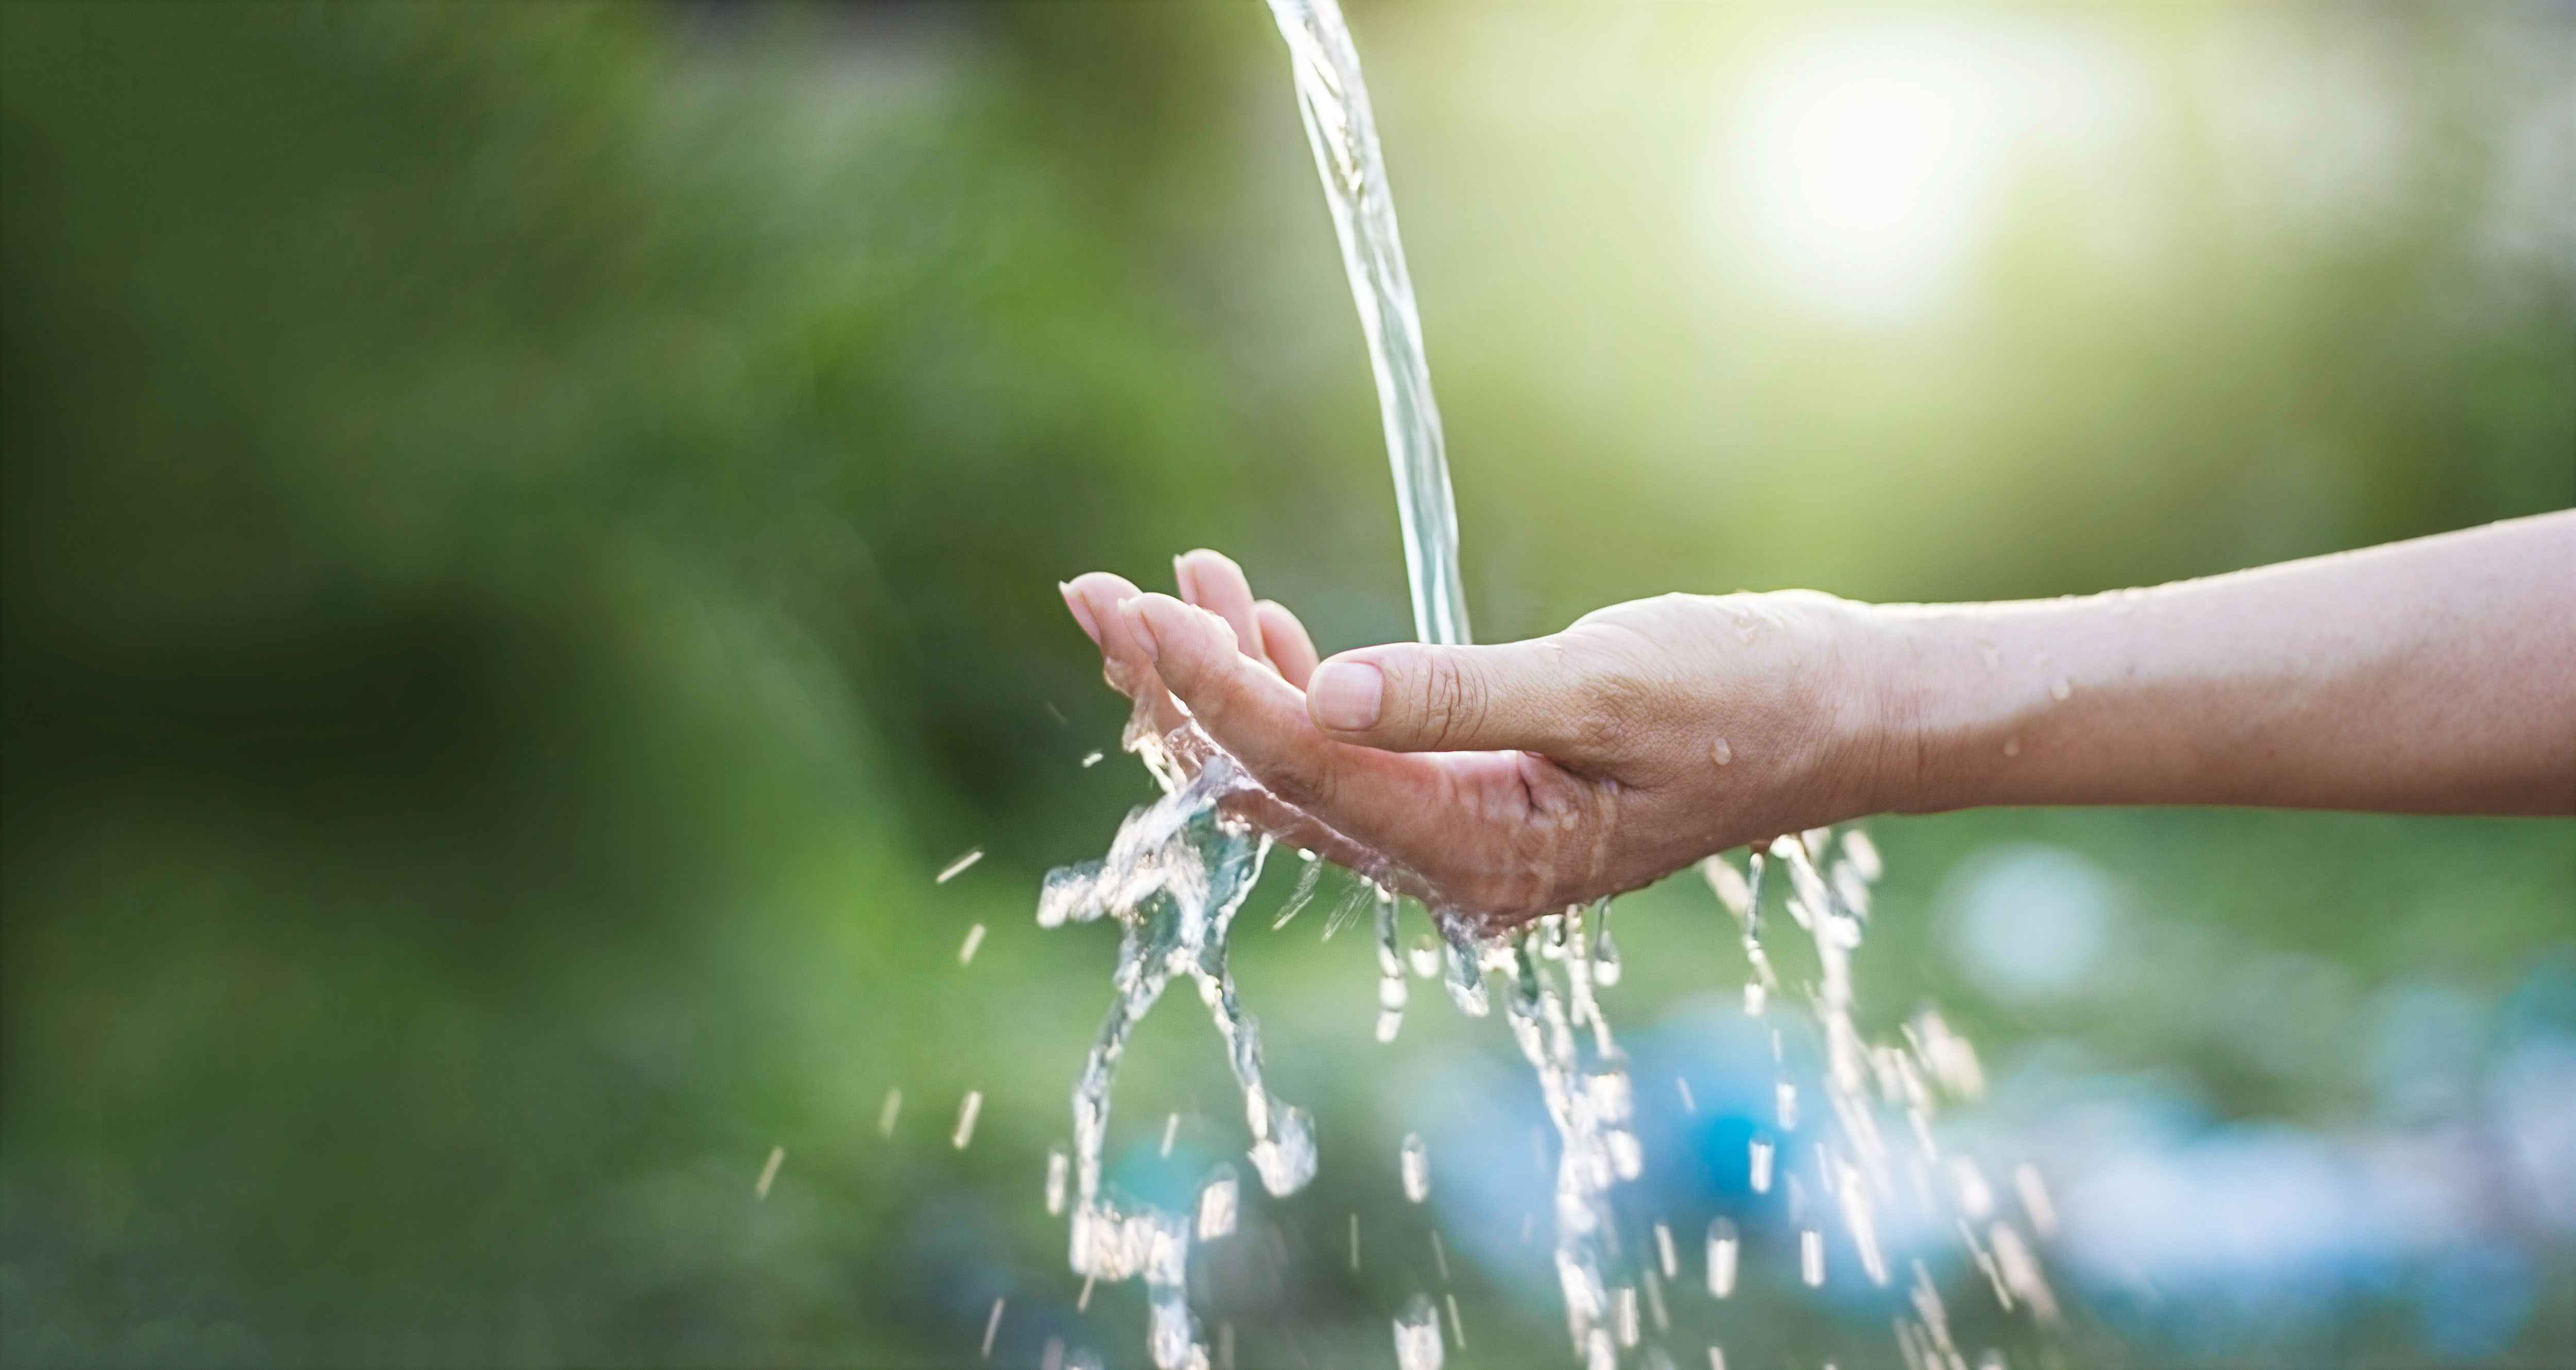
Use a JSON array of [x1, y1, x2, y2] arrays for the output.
[[3, 3, 2570, 1367]]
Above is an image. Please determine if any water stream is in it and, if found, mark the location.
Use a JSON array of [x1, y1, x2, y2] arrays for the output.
[[1034, 2, 2058, 1365]]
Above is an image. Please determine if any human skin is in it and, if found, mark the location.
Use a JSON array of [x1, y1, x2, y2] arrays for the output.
[[1058, 509, 2575, 928]]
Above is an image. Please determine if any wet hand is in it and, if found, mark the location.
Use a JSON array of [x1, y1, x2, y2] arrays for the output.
[[1060, 551, 1887, 928]]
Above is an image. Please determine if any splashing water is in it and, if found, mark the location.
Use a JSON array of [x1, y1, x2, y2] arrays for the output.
[[1033, 0, 2064, 1363], [1394, 1291, 1447, 1370], [1038, 747, 1311, 1368]]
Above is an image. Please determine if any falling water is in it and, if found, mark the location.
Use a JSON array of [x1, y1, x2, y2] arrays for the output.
[[1262, 0, 1470, 650], [1400, 1132, 1432, 1203], [1037, 748, 1314, 1369], [1394, 1291, 1447, 1370], [1033, 0, 2062, 1363]]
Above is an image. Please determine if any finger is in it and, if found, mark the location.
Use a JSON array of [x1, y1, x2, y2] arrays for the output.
[[1089, 586, 1392, 872], [1257, 600, 1321, 690], [1173, 549, 1270, 673], [1059, 579, 1103, 646], [1066, 572, 1189, 737], [1305, 638, 1615, 761], [1124, 594, 1442, 848]]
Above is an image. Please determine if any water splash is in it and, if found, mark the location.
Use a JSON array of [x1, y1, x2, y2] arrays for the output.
[[1031, 0, 2067, 1362], [1696, 829, 2064, 1361], [1038, 741, 1308, 1367], [1394, 1291, 1447, 1370], [1197, 1165, 1240, 1241]]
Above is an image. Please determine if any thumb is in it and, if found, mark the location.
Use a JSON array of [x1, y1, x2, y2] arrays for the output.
[[1304, 638, 1611, 759]]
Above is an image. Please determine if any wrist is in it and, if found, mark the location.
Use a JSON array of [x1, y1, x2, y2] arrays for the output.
[[1836, 601, 1960, 819]]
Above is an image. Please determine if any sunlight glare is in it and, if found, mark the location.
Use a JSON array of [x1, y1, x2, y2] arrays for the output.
[[1728, 28, 2008, 326]]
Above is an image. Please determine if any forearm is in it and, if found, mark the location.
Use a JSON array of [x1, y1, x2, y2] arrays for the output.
[[1859, 511, 2576, 817]]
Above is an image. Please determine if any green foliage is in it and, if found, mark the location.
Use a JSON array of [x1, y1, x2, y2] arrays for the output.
[[3, 4, 2568, 1367]]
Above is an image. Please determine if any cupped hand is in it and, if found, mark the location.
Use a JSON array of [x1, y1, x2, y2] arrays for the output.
[[1060, 551, 1889, 928]]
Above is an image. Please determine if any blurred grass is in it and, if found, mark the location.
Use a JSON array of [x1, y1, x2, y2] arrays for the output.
[[2, 3, 2570, 1367]]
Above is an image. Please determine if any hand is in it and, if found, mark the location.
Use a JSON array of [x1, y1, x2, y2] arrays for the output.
[[1059, 551, 1889, 928]]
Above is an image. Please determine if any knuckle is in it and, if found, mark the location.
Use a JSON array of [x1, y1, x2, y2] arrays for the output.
[[1571, 665, 1651, 758], [1414, 653, 1488, 749], [1262, 749, 1337, 815]]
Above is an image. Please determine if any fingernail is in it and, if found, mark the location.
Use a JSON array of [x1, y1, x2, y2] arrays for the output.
[[1060, 582, 1100, 645], [1118, 597, 1160, 662], [1308, 660, 1383, 731], [1172, 554, 1198, 605]]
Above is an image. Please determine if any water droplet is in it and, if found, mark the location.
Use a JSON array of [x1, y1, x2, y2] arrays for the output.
[[1988, 1221, 2059, 1322], [1248, 1103, 1316, 1195], [1400, 1132, 1431, 1202], [1702, 857, 1752, 914], [1272, 855, 1326, 930], [1801, 1227, 1826, 1286], [877, 1088, 902, 1137], [981, 1297, 1005, 1359], [1444, 1291, 1467, 1350], [1160, 1112, 1180, 1157], [1711, 736, 1734, 767], [1654, 1222, 1678, 1279], [1777, 1080, 1800, 1131], [953, 1091, 982, 1150], [1836, 1160, 1890, 1286], [1045, 1143, 1070, 1215], [1615, 1286, 1639, 1347], [1706, 1218, 1738, 1297], [1744, 981, 1768, 1016], [1953, 1157, 1994, 1218], [1675, 1077, 1697, 1113], [1408, 934, 1441, 978], [1196, 1166, 1238, 1241], [1842, 829, 1883, 881], [936, 848, 984, 884], [1608, 1128, 1643, 1180], [2049, 677, 2072, 701], [2014, 1162, 2058, 1237], [1394, 1291, 1445, 1370], [755, 1145, 784, 1200], [958, 923, 987, 965], [1442, 935, 1489, 1016], [1749, 1139, 1774, 1193]]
